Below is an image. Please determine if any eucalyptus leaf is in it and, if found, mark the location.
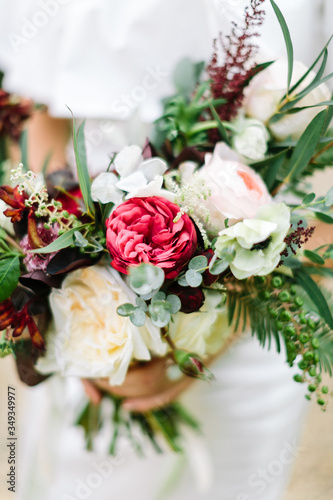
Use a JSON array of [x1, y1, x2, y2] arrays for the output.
[[135, 297, 148, 312], [302, 193, 316, 205], [324, 186, 333, 207], [129, 264, 165, 296], [166, 294, 182, 314], [74, 231, 89, 248], [188, 255, 208, 272], [117, 304, 136, 317], [177, 275, 188, 287], [130, 308, 146, 327], [151, 292, 166, 302], [303, 250, 325, 265], [185, 269, 203, 288], [209, 259, 229, 276]]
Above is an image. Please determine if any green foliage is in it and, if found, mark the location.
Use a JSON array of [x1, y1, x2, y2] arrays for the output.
[[30, 223, 91, 254], [0, 255, 20, 302], [269, 0, 293, 93], [68, 110, 95, 216], [128, 263, 165, 297]]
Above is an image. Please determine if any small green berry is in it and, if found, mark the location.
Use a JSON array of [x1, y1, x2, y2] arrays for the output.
[[311, 338, 320, 349], [62, 210, 69, 218], [44, 223, 51, 230], [278, 291, 290, 303], [259, 290, 270, 301], [314, 352, 320, 363], [304, 351, 314, 362], [317, 398, 326, 406], [308, 384, 317, 392], [271, 276, 283, 288], [286, 342, 296, 352], [293, 374, 303, 383], [308, 367, 317, 377], [299, 333, 309, 344], [284, 325, 296, 336], [317, 375, 322, 383], [294, 297, 304, 307], [280, 310, 292, 322], [307, 318, 316, 330], [322, 386, 329, 394], [305, 394, 311, 401], [299, 313, 307, 324], [298, 361, 307, 370], [255, 276, 266, 284], [290, 285, 297, 295]]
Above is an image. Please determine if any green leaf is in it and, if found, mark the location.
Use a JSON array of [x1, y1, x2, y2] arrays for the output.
[[74, 231, 89, 247], [0, 255, 20, 302], [270, 0, 293, 92], [117, 304, 136, 317], [325, 186, 333, 207], [285, 110, 327, 182], [302, 193, 316, 205], [177, 275, 188, 287], [208, 103, 230, 145], [303, 250, 325, 265], [166, 294, 182, 314], [314, 211, 333, 224], [129, 264, 165, 296], [209, 259, 229, 276], [185, 269, 202, 288], [188, 255, 208, 272], [129, 308, 146, 327], [151, 292, 166, 302], [68, 110, 95, 216], [30, 224, 90, 254], [135, 297, 148, 311], [293, 269, 333, 328]]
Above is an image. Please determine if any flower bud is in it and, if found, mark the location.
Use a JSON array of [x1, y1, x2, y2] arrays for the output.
[[174, 349, 215, 381]]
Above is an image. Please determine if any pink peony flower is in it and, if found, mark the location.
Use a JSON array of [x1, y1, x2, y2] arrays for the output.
[[106, 197, 197, 279], [197, 143, 271, 231]]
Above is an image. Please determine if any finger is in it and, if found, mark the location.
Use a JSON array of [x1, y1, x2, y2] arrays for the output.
[[122, 377, 193, 412], [81, 378, 102, 405]]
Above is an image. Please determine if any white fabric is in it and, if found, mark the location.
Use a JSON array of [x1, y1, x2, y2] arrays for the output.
[[18, 337, 307, 500], [0, 1, 328, 499]]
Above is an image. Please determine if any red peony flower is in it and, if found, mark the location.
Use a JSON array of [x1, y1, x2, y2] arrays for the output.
[[106, 197, 197, 279]]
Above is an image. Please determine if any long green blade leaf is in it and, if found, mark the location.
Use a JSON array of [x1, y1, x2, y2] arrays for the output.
[[30, 224, 91, 254], [286, 110, 327, 182], [209, 103, 230, 145], [294, 269, 333, 328], [67, 108, 95, 216], [270, 0, 293, 92]]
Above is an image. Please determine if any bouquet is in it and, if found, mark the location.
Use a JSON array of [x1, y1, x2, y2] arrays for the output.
[[1, 0, 333, 454]]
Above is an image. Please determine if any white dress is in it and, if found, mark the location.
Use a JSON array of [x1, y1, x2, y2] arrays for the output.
[[0, 1, 330, 499]]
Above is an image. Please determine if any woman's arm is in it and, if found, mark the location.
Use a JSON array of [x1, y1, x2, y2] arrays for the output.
[[10, 109, 71, 174]]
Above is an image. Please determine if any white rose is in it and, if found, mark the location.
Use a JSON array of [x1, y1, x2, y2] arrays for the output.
[[169, 291, 231, 357], [194, 143, 271, 233], [0, 199, 14, 234], [215, 203, 291, 280], [36, 265, 167, 385], [232, 116, 270, 161], [244, 59, 331, 141]]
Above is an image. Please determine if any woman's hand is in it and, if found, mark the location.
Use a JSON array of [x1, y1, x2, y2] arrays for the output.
[[82, 357, 194, 412]]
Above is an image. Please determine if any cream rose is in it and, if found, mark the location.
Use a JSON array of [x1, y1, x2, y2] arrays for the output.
[[244, 59, 331, 141], [193, 143, 271, 233], [36, 265, 167, 385], [232, 116, 270, 161], [0, 199, 14, 234], [215, 203, 291, 280], [169, 291, 231, 357]]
